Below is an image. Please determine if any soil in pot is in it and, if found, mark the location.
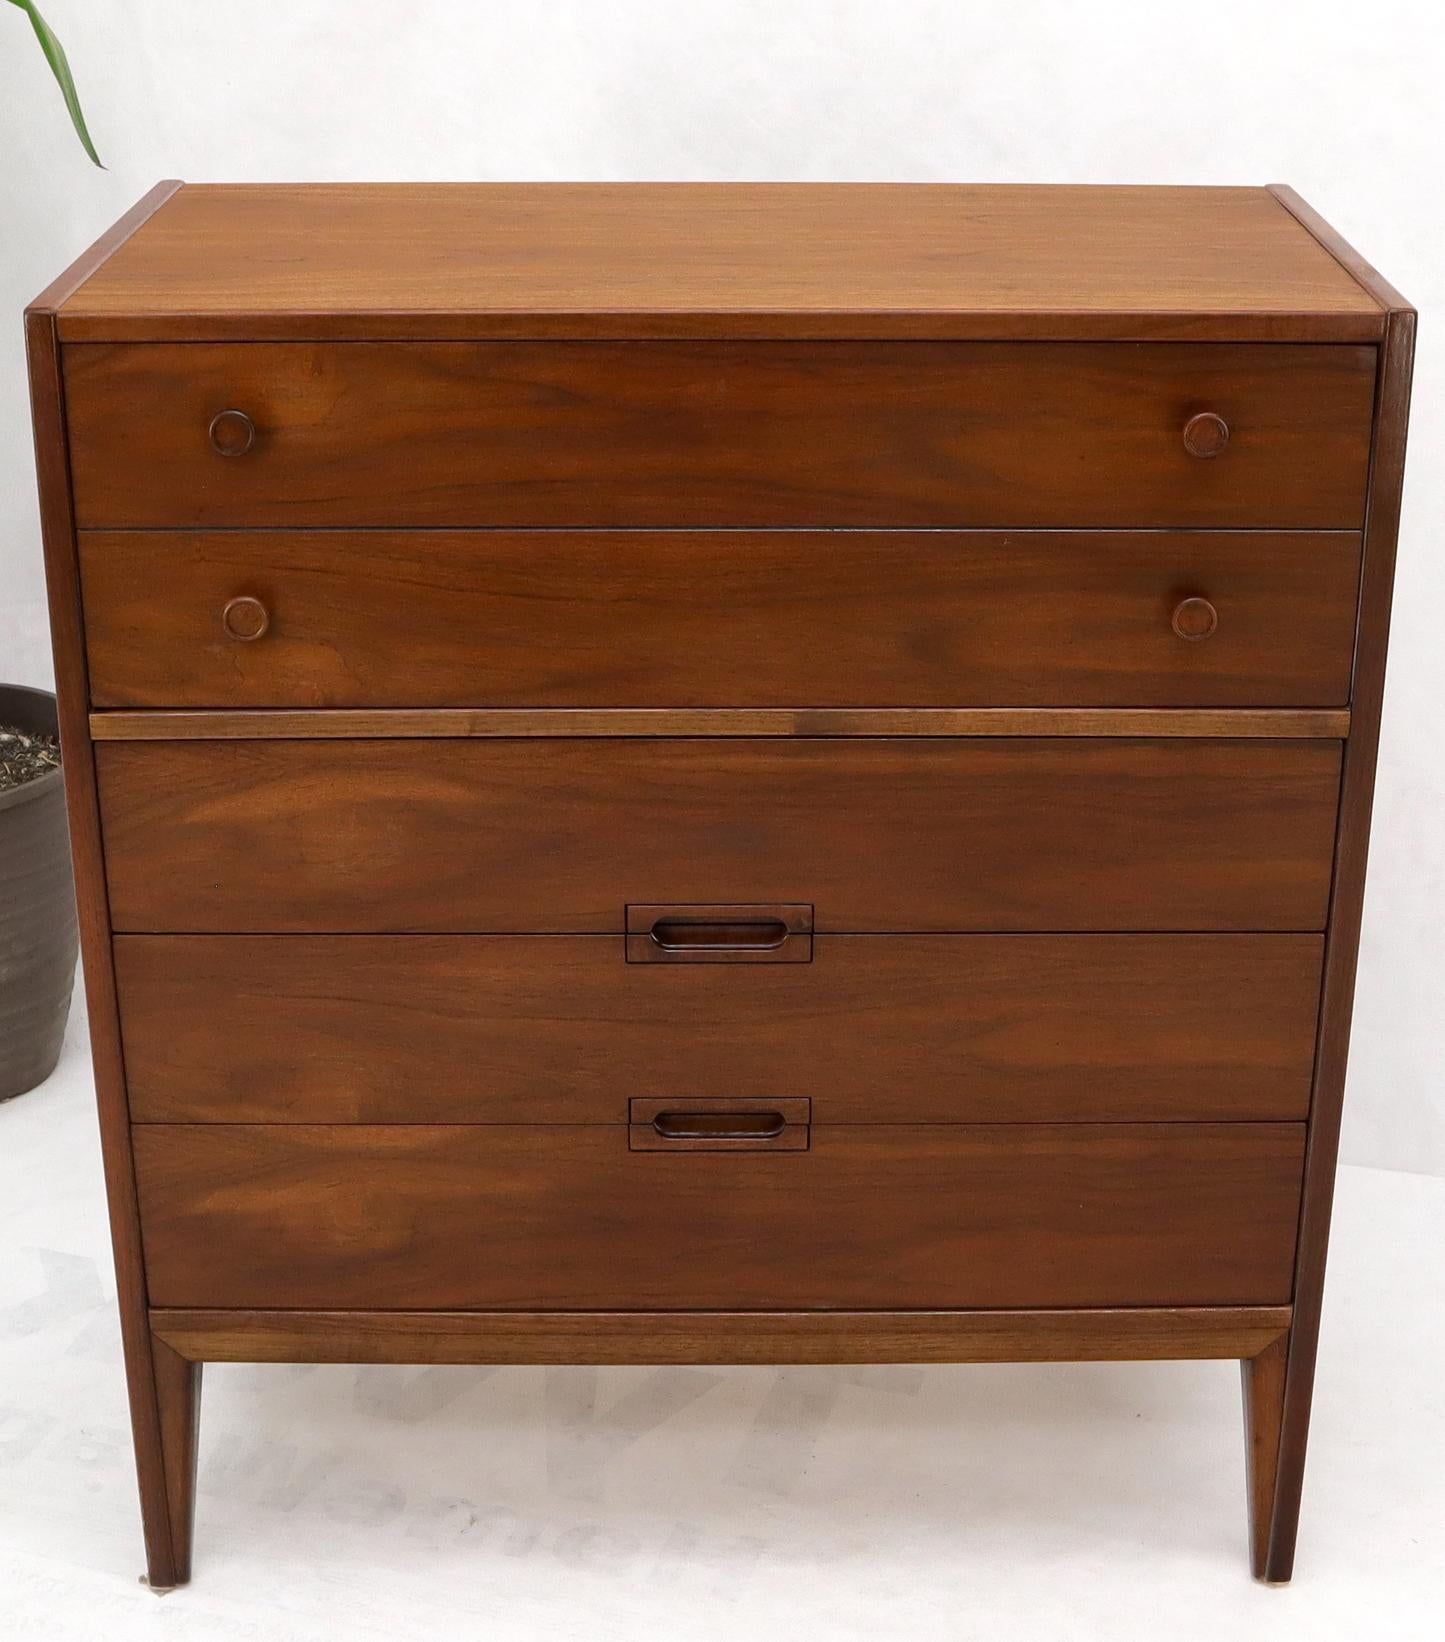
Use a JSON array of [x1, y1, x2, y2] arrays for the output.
[[1, 685, 79, 1102], [1, 724, 61, 791]]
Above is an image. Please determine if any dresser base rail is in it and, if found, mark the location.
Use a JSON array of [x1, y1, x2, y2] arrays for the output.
[[145, 1305, 1292, 1587], [150, 1305, 1289, 1366]]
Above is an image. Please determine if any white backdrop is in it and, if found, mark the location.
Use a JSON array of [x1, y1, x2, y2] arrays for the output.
[[3, 0, 1441, 1173]]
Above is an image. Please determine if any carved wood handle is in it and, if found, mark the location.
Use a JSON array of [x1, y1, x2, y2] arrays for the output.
[[208, 408, 256, 456], [1171, 596, 1219, 642], [625, 903, 813, 964], [221, 595, 270, 642], [1182, 411, 1230, 458], [628, 1096, 811, 1152]]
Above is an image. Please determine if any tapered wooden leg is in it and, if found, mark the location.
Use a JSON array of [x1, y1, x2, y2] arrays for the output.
[[148, 1337, 203, 1587], [1241, 1333, 1290, 1582]]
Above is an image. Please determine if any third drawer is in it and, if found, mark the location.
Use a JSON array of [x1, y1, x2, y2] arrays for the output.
[[95, 737, 1341, 933]]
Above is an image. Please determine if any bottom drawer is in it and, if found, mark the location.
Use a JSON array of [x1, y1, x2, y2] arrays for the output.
[[133, 1123, 1305, 1310]]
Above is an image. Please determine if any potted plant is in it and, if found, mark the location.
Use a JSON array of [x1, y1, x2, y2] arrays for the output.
[[1, 688, 78, 1100], [7, 0, 101, 163], [4, 5, 91, 1098]]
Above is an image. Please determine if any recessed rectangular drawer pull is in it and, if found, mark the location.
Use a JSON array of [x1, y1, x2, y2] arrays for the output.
[[629, 1096, 811, 1151], [653, 1110, 786, 1140], [651, 918, 787, 952], [625, 903, 813, 962]]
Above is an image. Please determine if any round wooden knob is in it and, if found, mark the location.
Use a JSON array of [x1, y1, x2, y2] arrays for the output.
[[1182, 411, 1229, 459], [221, 595, 270, 642], [208, 408, 256, 457], [1171, 596, 1218, 642]]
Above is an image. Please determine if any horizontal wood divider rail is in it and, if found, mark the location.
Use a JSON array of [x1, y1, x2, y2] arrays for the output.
[[92, 708, 1352, 741], [57, 314, 1389, 344], [151, 1307, 1292, 1366]]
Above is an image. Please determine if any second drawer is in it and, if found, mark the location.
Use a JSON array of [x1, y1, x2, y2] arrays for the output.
[[115, 932, 1324, 1124], [79, 529, 1361, 709]]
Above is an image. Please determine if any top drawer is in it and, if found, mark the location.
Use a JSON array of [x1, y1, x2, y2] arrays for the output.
[[62, 342, 1375, 530]]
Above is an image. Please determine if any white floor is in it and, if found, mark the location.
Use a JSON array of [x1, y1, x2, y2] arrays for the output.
[[2, 1043, 1442, 1641]]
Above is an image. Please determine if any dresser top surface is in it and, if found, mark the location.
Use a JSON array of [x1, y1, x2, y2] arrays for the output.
[[45, 182, 1390, 342]]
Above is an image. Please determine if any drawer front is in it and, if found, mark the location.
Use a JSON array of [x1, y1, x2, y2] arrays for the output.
[[96, 738, 1341, 934], [64, 342, 1374, 529], [80, 529, 1362, 710], [133, 1122, 1306, 1310], [116, 933, 1323, 1124]]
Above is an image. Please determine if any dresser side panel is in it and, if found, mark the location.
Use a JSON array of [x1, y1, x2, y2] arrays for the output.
[[1268, 307, 1415, 1580], [26, 269, 182, 1583]]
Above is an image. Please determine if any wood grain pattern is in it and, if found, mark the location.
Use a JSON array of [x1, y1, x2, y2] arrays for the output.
[[1267, 185, 1409, 312], [86, 707, 1354, 740], [95, 738, 1343, 934], [53, 183, 1381, 342], [1262, 306, 1416, 1579], [28, 181, 186, 316], [115, 933, 1323, 1125], [62, 341, 1376, 530], [132, 1122, 1306, 1311], [151, 1306, 1293, 1366], [79, 529, 1363, 710], [24, 179, 191, 1591]]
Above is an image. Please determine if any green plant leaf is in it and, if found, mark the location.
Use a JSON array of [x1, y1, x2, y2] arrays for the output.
[[7, 0, 102, 165]]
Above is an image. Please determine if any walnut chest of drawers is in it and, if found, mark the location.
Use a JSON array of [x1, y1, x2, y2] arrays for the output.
[[27, 181, 1414, 1585]]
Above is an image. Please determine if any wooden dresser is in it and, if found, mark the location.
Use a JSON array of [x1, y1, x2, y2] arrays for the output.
[[27, 182, 1413, 1586]]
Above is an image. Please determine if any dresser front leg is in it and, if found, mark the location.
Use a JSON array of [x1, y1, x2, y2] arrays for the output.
[[146, 1337, 204, 1588], [1241, 1332, 1291, 1582]]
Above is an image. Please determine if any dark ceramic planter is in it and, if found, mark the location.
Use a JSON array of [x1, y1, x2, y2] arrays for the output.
[[0, 685, 78, 1101]]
